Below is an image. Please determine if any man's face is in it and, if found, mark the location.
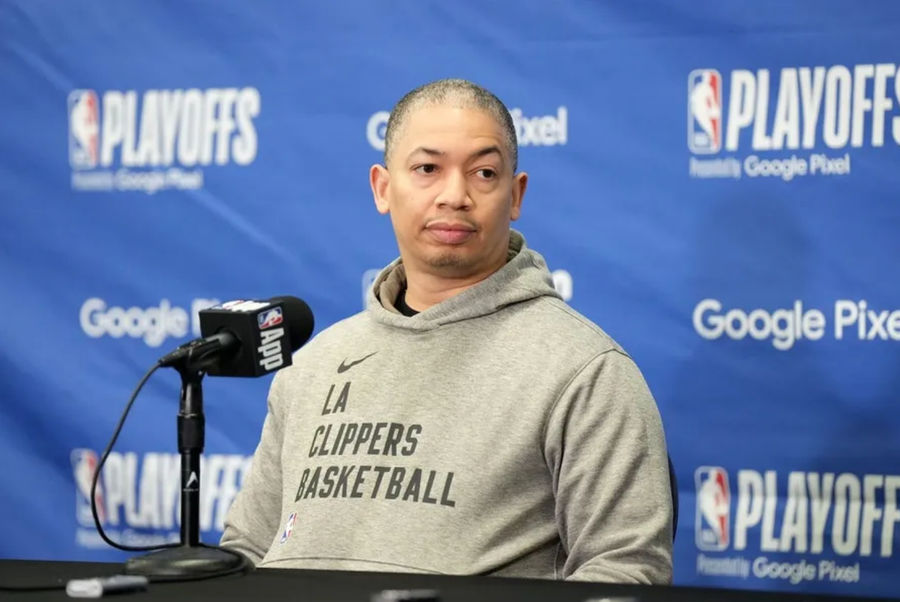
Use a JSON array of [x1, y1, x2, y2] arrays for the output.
[[370, 103, 527, 282]]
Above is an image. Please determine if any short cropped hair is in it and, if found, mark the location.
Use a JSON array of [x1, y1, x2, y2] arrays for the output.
[[383, 79, 518, 171]]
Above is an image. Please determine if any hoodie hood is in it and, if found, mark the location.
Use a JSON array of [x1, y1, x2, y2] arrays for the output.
[[366, 230, 561, 332]]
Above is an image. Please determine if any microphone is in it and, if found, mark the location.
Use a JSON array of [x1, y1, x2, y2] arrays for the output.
[[158, 296, 314, 376], [125, 296, 313, 578]]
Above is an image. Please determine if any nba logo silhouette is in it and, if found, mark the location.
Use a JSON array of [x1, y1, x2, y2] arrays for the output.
[[688, 69, 722, 153], [695, 466, 730, 550], [68, 90, 100, 169], [258, 307, 283, 329], [280, 512, 297, 543], [71, 448, 105, 527]]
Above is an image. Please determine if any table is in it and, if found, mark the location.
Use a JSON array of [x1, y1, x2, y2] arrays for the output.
[[0, 560, 890, 601]]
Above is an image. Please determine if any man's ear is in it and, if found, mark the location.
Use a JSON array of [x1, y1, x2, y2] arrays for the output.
[[510, 171, 528, 221], [370, 164, 391, 215]]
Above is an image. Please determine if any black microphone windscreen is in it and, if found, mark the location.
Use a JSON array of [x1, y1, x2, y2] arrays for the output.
[[270, 296, 315, 351], [197, 295, 314, 377]]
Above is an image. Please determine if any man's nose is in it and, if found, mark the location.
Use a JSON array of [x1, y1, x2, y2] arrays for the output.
[[435, 170, 471, 210]]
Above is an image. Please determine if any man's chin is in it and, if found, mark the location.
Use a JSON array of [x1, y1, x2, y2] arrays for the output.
[[426, 252, 471, 271]]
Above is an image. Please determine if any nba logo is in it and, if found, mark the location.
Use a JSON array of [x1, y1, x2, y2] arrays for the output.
[[688, 69, 722, 154], [695, 466, 730, 551], [68, 90, 100, 169], [280, 512, 297, 543], [258, 307, 283, 329], [71, 448, 105, 527]]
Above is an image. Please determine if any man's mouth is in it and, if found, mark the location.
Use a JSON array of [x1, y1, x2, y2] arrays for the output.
[[425, 222, 477, 245]]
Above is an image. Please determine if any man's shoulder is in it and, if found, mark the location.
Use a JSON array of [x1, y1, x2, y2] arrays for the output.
[[510, 295, 627, 358], [295, 309, 371, 356]]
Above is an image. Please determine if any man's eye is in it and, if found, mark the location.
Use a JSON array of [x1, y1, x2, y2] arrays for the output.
[[414, 164, 438, 174], [475, 168, 497, 179]]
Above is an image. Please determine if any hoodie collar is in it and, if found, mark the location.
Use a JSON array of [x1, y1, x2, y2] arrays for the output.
[[366, 230, 560, 331]]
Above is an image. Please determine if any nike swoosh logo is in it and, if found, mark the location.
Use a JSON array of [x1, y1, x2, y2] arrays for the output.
[[337, 351, 378, 373]]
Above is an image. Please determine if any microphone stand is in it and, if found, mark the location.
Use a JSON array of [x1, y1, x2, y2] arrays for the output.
[[125, 338, 249, 578]]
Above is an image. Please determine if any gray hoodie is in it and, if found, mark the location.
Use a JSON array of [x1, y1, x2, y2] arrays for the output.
[[221, 230, 673, 583]]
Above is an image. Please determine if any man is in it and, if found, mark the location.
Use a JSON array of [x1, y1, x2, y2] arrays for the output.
[[221, 79, 673, 583]]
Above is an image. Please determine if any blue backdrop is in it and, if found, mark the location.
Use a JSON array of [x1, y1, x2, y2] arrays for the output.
[[2, 1, 899, 597]]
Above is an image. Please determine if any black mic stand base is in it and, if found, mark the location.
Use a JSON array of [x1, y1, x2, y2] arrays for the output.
[[125, 544, 250, 579]]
